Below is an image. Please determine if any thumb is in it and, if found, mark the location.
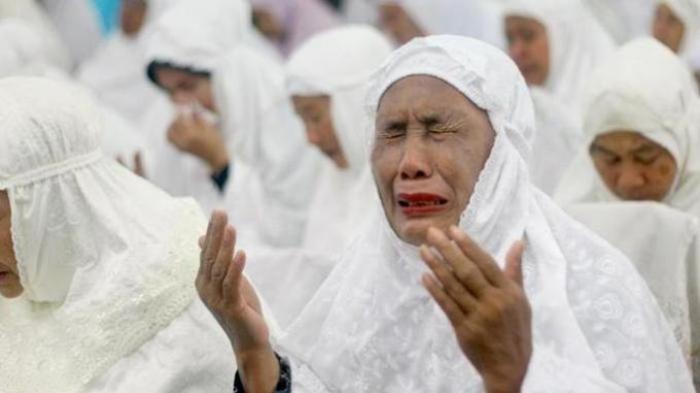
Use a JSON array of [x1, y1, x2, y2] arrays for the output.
[[504, 240, 525, 287]]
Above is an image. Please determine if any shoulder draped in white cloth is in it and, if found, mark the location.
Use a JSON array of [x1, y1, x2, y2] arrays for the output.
[[502, 0, 616, 114], [0, 77, 235, 393], [273, 35, 693, 392]]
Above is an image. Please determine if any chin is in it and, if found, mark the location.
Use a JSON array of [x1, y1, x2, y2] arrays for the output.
[[396, 219, 436, 246]]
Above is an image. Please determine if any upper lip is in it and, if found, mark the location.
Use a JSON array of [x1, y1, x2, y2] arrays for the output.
[[397, 192, 448, 207]]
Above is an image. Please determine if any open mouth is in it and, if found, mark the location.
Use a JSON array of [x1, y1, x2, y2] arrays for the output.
[[397, 193, 448, 217]]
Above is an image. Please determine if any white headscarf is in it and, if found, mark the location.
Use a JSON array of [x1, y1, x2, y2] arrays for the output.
[[381, 0, 505, 47], [502, 0, 616, 114], [145, 0, 251, 71], [584, 0, 656, 44], [284, 25, 392, 254], [274, 35, 692, 392], [565, 202, 700, 372], [528, 87, 582, 195], [0, 77, 205, 392], [555, 38, 700, 219]]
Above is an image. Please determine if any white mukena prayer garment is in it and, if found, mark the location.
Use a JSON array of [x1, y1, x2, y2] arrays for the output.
[[269, 35, 694, 392]]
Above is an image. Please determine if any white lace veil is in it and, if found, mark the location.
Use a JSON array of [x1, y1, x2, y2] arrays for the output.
[[0, 77, 205, 393], [274, 36, 693, 392]]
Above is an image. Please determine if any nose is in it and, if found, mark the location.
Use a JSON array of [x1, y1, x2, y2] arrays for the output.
[[509, 40, 528, 64], [616, 166, 646, 193], [399, 134, 432, 180], [306, 127, 322, 147], [171, 90, 192, 106]]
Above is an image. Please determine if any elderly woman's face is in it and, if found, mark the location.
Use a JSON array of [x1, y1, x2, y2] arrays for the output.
[[505, 16, 550, 86], [590, 131, 677, 201], [379, 4, 425, 45], [292, 95, 349, 169], [653, 4, 685, 53], [155, 68, 217, 113], [372, 75, 495, 246], [0, 191, 22, 298]]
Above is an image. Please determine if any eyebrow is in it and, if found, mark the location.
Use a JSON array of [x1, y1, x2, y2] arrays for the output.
[[589, 144, 617, 156], [630, 144, 661, 155]]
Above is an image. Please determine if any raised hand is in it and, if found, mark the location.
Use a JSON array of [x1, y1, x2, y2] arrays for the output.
[[196, 210, 279, 393], [167, 112, 229, 173], [421, 226, 532, 393]]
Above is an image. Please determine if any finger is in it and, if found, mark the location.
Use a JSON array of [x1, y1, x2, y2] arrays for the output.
[[222, 250, 246, 303], [448, 225, 507, 288], [504, 241, 526, 288], [420, 245, 477, 313], [422, 273, 465, 328], [211, 225, 236, 296], [198, 216, 215, 277], [426, 227, 490, 297], [202, 211, 228, 279]]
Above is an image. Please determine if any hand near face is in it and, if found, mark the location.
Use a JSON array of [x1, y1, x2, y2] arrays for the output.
[[197, 211, 279, 392], [421, 226, 532, 393], [167, 113, 229, 173]]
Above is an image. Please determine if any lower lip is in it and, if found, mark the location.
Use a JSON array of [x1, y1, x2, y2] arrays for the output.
[[399, 204, 448, 217], [0, 272, 12, 283]]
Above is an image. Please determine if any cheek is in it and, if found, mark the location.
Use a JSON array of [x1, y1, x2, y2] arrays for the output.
[[651, 159, 677, 188], [371, 144, 400, 197], [435, 143, 483, 208]]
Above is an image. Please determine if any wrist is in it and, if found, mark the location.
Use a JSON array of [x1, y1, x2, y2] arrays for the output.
[[236, 347, 280, 393], [483, 373, 526, 393]]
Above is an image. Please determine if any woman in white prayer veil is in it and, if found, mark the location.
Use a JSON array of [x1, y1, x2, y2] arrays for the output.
[[196, 35, 693, 392], [502, 0, 616, 116], [377, 0, 504, 47], [233, 25, 393, 329], [0, 77, 255, 393], [554, 39, 700, 382], [145, 0, 321, 242], [285, 25, 392, 255], [555, 37, 700, 220]]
